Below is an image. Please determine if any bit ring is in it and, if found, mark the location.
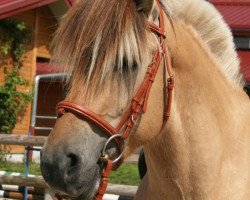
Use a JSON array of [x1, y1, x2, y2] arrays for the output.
[[101, 134, 124, 164]]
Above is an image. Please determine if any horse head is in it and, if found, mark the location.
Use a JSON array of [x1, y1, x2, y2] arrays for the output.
[[40, 0, 168, 199]]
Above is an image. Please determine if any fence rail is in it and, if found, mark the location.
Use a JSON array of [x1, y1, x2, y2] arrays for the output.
[[0, 134, 138, 163], [0, 174, 47, 188], [0, 134, 46, 146], [0, 174, 137, 197]]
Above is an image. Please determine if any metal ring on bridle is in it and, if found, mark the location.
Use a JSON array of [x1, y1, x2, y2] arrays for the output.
[[101, 133, 124, 164]]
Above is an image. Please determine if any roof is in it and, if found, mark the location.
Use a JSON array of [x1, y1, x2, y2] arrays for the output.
[[36, 62, 63, 75], [0, 0, 73, 20], [238, 51, 250, 82], [211, 0, 250, 30]]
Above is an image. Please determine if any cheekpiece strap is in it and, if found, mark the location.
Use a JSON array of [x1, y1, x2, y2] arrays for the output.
[[94, 160, 112, 200]]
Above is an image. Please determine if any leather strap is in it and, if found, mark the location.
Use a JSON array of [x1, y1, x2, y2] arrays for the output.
[[162, 46, 174, 130], [57, 102, 117, 135], [94, 160, 112, 200]]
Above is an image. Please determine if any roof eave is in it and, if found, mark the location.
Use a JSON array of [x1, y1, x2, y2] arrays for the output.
[[0, 0, 72, 20]]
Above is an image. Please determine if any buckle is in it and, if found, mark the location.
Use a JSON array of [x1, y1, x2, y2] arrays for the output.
[[167, 74, 174, 89]]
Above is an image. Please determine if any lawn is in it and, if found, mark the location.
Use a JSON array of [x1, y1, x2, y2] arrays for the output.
[[0, 161, 140, 186]]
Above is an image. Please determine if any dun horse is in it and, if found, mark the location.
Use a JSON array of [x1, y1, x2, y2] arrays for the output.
[[40, 0, 250, 199]]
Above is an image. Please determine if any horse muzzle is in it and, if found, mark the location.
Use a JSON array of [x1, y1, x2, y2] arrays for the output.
[[40, 145, 100, 198]]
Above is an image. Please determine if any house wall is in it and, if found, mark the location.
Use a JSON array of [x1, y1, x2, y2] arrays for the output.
[[36, 6, 57, 59], [0, 9, 36, 139], [0, 6, 58, 153]]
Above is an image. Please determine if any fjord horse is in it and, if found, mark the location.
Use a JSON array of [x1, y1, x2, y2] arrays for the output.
[[40, 0, 250, 199]]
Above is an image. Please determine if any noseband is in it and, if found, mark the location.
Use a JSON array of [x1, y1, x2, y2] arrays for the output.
[[56, 1, 174, 200]]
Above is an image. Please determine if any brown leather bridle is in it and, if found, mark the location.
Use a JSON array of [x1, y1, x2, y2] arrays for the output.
[[56, 1, 174, 200]]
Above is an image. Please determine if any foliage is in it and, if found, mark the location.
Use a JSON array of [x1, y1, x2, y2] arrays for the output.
[[0, 67, 33, 133], [0, 20, 28, 64], [0, 19, 33, 134]]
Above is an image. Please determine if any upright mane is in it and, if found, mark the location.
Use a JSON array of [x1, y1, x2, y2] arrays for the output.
[[161, 0, 245, 86], [51, 0, 149, 94]]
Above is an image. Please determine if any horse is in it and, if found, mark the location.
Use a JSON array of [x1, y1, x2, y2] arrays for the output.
[[40, 0, 250, 199]]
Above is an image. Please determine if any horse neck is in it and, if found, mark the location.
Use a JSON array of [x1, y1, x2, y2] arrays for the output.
[[141, 19, 250, 200]]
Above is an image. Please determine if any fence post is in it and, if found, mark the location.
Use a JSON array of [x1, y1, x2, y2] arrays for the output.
[[44, 188, 55, 200]]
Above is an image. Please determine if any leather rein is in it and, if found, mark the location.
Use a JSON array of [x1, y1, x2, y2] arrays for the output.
[[56, 1, 174, 200]]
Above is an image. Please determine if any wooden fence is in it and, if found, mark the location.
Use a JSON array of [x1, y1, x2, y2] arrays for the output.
[[0, 134, 46, 146], [0, 174, 137, 197], [0, 134, 138, 199]]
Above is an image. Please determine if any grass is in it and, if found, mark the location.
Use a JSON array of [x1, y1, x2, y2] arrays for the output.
[[110, 164, 140, 185], [0, 161, 41, 175], [0, 161, 140, 186]]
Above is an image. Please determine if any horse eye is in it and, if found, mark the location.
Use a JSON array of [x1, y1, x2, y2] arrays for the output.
[[123, 57, 138, 72]]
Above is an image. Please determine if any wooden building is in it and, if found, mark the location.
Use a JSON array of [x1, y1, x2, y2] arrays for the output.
[[0, 0, 74, 154]]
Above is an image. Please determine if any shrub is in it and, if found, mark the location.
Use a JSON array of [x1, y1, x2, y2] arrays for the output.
[[0, 20, 33, 134]]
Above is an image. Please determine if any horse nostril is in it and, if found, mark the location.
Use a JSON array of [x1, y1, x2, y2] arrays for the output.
[[65, 153, 81, 181], [68, 153, 79, 168]]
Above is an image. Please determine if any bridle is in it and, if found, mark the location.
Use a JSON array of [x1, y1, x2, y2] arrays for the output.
[[56, 1, 174, 200]]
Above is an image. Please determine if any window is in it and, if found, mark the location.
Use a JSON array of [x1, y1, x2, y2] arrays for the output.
[[234, 36, 250, 50]]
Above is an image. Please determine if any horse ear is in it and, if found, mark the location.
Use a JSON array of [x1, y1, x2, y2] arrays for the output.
[[134, 0, 155, 17]]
